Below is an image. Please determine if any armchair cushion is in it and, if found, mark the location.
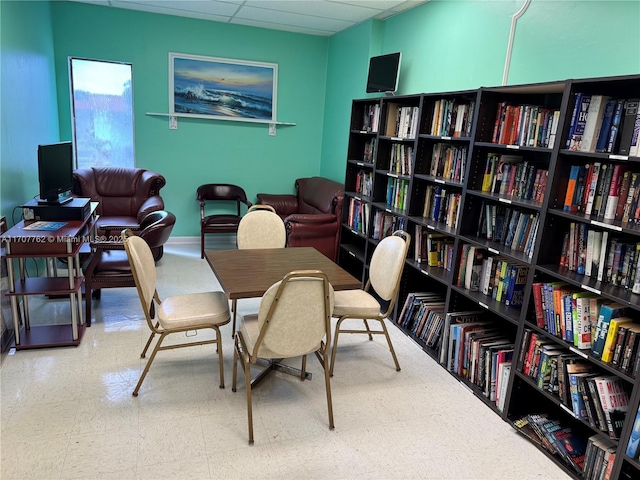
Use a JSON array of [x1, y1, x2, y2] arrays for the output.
[[254, 194, 298, 219], [73, 167, 166, 230], [257, 177, 344, 261], [73, 167, 167, 257]]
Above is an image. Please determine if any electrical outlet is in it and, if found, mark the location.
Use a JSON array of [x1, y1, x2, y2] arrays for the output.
[[269, 123, 276, 136], [169, 116, 178, 130]]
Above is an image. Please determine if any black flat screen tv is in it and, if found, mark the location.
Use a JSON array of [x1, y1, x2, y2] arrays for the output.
[[366, 52, 401, 94], [37, 141, 74, 205]]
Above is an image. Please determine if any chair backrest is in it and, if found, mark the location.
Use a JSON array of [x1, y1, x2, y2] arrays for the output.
[[73, 167, 166, 217], [138, 210, 176, 249], [369, 230, 411, 302], [123, 232, 158, 324], [252, 271, 334, 359], [295, 177, 344, 216], [197, 184, 249, 203], [237, 205, 286, 249]]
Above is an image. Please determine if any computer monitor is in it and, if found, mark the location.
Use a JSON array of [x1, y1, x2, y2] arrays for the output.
[[37, 141, 74, 205], [366, 52, 402, 94]]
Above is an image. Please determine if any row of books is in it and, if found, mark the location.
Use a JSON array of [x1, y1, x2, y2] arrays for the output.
[[563, 162, 640, 225], [513, 414, 587, 474], [429, 98, 475, 138], [346, 198, 369, 235], [420, 186, 460, 228], [413, 226, 454, 270], [532, 283, 593, 347], [476, 203, 540, 258], [362, 138, 375, 163], [480, 154, 548, 202], [385, 104, 419, 139], [456, 244, 529, 307], [361, 103, 380, 133], [559, 224, 640, 292], [389, 143, 413, 175], [395, 292, 446, 346], [385, 177, 409, 211], [492, 102, 560, 148], [566, 94, 639, 155], [442, 318, 514, 411], [371, 211, 406, 241], [354, 170, 372, 197], [584, 434, 617, 480], [428, 143, 467, 183], [518, 329, 630, 440]]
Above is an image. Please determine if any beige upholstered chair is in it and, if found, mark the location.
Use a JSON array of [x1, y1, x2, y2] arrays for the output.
[[236, 204, 286, 249], [232, 270, 335, 444], [122, 231, 230, 396], [329, 230, 411, 376], [230, 204, 286, 336]]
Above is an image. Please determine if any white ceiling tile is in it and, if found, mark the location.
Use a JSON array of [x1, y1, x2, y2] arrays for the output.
[[112, 0, 240, 16], [230, 17, 337, 36], [244, 0, 381, 22], [391, 0, 428, 13], [235, 5, 355, 31], [69, 0, 429, 36]]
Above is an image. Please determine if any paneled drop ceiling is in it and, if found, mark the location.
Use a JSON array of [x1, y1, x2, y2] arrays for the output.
[[68, 0, 429, 36]]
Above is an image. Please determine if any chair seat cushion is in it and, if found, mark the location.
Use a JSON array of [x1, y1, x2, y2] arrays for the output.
[[97, 216, 139, 231], [333, 289, 381, 317], [158, 291, 230, 330], [93, 250, 132, 274], [239, 314, 320, 359], [203, 214, 241, 227]]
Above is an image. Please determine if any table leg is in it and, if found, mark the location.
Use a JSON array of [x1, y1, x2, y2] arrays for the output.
[[252, 358, 312, 387]]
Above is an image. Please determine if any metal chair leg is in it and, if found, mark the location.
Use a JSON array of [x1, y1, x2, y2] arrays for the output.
[[245, 356, 254, 445], [216, 327, 225, 388], [329, 317, 345, 377], [380, 319, 401, 372], [231, 300, 237, 338], [133, 332, 167, 396]]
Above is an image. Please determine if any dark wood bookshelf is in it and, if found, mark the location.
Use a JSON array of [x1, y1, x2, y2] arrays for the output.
[[339, 74, 640, 479]]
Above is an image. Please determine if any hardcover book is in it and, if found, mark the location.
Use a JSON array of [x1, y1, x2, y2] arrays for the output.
[[568, 94, 592, 151]]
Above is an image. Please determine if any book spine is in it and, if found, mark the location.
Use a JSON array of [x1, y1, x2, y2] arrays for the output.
[[606, 99, 625, 153]]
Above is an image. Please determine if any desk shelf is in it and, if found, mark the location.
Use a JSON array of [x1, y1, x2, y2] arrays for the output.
[[13, 324, 85, 350], [5, 277, 84, 296], [0, 201, 98, 350]]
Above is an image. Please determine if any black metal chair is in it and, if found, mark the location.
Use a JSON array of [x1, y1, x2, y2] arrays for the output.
[[196, 184, 251, 258]]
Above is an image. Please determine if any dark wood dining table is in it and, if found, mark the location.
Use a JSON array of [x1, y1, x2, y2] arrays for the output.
[[204, 247, 361, 301], [204, 247, 362, 383]]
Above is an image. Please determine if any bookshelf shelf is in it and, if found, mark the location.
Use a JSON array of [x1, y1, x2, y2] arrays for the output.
[[339, 74, 640, 480]]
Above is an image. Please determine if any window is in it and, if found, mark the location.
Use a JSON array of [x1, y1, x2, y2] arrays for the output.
[[69, 58, 134, 169]]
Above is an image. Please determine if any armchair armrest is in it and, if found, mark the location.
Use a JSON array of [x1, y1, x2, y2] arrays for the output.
[[99, 225, 138, 240], [137, 196, 165, 223], [285, 214, 340, 261], [284, 213, 336, 225], [257, 193, 298, 218]]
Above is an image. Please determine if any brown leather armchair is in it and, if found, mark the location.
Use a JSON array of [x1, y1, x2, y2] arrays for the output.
[[83, 210, 176, 326], [257, 177, 344, 261], [72, 167, 167, 259]]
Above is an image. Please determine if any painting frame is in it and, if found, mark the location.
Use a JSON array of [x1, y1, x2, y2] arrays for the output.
[[168, 52, 278, 123]]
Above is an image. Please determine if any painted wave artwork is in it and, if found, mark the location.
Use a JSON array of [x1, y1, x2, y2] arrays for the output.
[[172, 57, 274, 120]]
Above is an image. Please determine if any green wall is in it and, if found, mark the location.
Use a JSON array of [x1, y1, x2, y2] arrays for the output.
[[0, 0, 60, 226], [320, 0, 640, 179], [49, 2, 328, 237], [2, 0, 640, 238]]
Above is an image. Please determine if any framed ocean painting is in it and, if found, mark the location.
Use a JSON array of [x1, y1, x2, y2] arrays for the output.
[[169, 52, 277, 122]]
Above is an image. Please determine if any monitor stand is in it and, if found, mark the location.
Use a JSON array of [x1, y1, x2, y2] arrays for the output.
[[36, 195, 73, 206]]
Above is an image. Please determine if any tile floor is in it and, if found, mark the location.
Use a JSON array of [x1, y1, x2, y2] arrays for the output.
[[1, 243, 569, 480]]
